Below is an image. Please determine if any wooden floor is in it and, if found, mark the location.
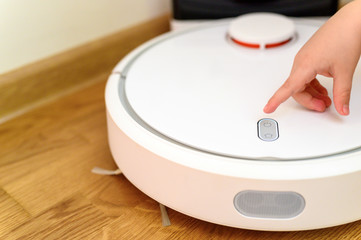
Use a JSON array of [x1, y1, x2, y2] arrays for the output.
[[1, 80, 361, 239]]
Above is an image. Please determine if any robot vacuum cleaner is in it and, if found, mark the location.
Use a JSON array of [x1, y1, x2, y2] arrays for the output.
[[105, 13, 361, 231]]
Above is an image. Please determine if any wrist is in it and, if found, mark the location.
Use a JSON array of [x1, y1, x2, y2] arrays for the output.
[[338, 0, 361, 39]]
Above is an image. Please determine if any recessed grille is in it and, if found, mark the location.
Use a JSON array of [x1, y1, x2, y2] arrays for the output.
[[234, 190, 305, 219]]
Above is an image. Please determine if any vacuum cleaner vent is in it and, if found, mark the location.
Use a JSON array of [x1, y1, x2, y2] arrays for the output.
[[234, 190, 306, 219]]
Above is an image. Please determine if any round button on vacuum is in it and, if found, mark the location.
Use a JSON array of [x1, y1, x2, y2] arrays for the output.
[[228, 12, 296, 49]]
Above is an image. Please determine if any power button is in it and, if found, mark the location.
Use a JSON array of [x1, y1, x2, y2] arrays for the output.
[[257, 118, 279, 141]]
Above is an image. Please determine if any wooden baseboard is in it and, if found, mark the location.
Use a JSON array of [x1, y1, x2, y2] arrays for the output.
[[0, 14, 170, 120]]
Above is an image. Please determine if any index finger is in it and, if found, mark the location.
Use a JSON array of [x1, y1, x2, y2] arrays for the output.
[[263, 81, 295, 113], [263, 69, 315, 113]]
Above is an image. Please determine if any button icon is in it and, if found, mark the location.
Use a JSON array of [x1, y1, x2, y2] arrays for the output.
[[264, 133, 273, 139], [263, 122, 272, 127]]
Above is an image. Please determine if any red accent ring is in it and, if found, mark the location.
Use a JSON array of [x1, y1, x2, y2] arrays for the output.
[[265, 38, 292, 48], [231, 38, 260, 48], [231, 37, 292, 49]]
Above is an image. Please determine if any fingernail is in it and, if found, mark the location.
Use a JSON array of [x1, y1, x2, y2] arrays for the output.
[[343, 104, 350, 115]]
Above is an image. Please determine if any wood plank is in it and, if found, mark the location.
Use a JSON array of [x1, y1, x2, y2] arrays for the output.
[[0, 14, 170, 120], [0, 82, 112, 216], [0, 188, 31, 238], [0, 81, 109, 185], [2, 194, 112, 240]]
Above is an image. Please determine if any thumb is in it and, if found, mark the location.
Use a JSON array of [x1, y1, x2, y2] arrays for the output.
[[333, 73, 353, 116]]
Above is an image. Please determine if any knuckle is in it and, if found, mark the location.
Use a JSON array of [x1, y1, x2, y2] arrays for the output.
[[281, 81, 295, 94], [335, 88, 351, 101]]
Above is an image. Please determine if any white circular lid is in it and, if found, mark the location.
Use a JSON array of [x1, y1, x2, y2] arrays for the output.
[[228, 13, 295, 49], [122, 20, 361, 160]]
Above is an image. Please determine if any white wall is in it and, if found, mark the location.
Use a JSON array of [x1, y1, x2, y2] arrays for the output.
[[0, 0, 171, 74]]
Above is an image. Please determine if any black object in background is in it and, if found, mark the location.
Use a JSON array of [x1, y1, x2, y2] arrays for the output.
[[172, 0, 338, 20]]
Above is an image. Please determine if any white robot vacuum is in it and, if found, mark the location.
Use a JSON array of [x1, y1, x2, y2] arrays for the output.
[[105, 13, 361, 231]]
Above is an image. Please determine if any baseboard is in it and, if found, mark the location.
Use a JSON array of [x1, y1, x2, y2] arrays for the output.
[[0, 14, 170, 120]]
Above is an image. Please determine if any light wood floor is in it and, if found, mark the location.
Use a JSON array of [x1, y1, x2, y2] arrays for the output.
[[1, 80, 361, 239]]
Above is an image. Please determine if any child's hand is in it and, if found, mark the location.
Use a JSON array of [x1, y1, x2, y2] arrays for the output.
[[263, 0, 361, 116]]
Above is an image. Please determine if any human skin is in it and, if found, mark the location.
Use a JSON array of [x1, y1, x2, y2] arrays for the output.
[[263, 0, 361, 116]]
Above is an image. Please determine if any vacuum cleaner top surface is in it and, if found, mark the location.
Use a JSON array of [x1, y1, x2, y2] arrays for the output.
[[116, 14, 361, 161]]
